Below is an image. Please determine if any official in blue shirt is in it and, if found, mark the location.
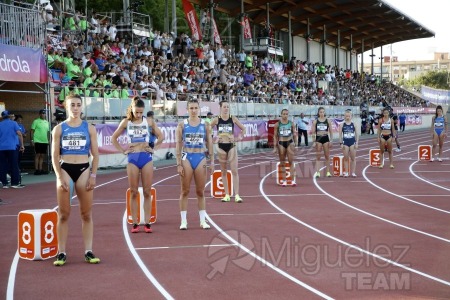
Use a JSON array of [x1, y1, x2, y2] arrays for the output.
[[0, 110, 25, 188], [399, 112, 406, 132], [296, 113, 309, 147]]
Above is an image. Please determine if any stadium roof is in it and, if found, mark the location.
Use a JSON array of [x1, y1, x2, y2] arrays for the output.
[[191, 0, 435, 53]]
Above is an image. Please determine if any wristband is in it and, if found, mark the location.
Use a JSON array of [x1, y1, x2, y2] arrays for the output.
[[90, 173, 96, 178]]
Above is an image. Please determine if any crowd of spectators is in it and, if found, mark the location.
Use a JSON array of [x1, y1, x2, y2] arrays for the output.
[[40, 5, 425, 109]]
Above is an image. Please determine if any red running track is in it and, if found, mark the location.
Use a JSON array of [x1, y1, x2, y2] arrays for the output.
[[1, 128, 449, 299]]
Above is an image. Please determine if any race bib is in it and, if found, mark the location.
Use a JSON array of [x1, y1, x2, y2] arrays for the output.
[[218, 124, 233, 134], [343, 132, 355, 139], [280, 128, 291, 136], [129, 125, 148, 138], [185, 133, 204, 146], [317, 124, 327, 131], [62, 134, 87, 151]]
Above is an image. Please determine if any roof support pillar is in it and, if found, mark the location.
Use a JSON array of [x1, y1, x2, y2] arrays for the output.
[[322, 24, 326, 64], [288, 10, 292, 61], [306, 18, 310, 62], [361, 38, 364, 76], [350, 34, 353, 71], [336, 29, 340, 68]]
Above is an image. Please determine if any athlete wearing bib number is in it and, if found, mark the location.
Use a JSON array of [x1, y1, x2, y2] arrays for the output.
[[176, 100, 214, 230], [431, 105, 448, 162], [112, 97, 164, 233], [338, 109, 359, 177], [51, 95, 100, 266], [273, 108, 298, 186], [377, 107, 396, 169], [209, 100, 246, 203], [311, 107, 333, 178]]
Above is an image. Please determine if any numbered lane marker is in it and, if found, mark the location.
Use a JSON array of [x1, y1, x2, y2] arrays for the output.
[[126, 187, 157, 224], [18, 209, 58, 260], [333, 156, 351, 176], [369, 149, 382, 167], [418, 145, 432, 161], [276, 162, 295, 185], [211, 170, 233, 198]]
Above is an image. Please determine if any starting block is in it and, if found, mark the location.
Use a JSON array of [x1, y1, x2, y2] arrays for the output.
[[211, 170, 233, 198], [418, 145, 432, 161], [369, 149, 383, 167], [333, 156, 351, 176], [126, 187, 157, 224], [276, 162, 295, 185], [18, 209, 58, 260]]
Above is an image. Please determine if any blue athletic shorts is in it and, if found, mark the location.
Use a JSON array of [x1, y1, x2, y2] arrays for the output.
[[186, 152, 205, 170], [128, 152, 153, 169]]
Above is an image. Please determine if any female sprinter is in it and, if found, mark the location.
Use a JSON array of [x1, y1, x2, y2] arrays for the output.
[[377, 107, 396, 169], [311, 107, 333, 178], [209, 100, 246, 202], [431, 105, 448, 162], [112, 97, 164, 233], [338, 109, 359, 177], [176, 99, 214, 229], [52, 95, 100, 266], [273, 108, 297, 186]]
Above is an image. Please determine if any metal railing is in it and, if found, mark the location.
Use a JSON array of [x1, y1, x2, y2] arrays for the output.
[[0, 2, 46, 49]]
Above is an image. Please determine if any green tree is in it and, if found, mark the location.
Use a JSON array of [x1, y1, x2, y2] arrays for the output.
[[400, 70, 450, 90]]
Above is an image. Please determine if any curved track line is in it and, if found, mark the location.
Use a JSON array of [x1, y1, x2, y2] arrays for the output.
[[122, 211, 175, 300], [362, 165, 450, 214], [205, 217, 334, 300], [409, 149, 450, 192], [313, 167, 450, 243], [204, 160, 334, 300], [259, 169, 450, 289]]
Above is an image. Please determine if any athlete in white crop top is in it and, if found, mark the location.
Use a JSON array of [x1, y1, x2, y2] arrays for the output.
[[112, 97, 164, 233]]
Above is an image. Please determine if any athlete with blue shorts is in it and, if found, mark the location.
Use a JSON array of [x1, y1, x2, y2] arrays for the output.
[[431, 105, 448, 162], [273, 108, 298, 186], [338, 109, 359, 177], [176, 99, 214, 230], [112, 97, 164, 233], [51, 95, 100, 266]]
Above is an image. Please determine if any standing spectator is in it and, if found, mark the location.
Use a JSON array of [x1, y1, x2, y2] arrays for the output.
[[31, 109, 50, 175], [367, 112, 375, 135], [0, 110, 25, 188], [15, 114, 27, 173], [399, 112, 406, 132], [296, 112, 309, 147]]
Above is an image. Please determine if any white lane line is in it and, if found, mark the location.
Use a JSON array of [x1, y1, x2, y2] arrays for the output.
[[409, 153, 450, 193], [260, 169, 450, 288], [122, 211, 174, 300], [401, 195, 450, 197], [208, 212, 284, 216], [135, 244, 236, 251], [205, 216, 334, 300], [362, 165, 450, 214], [205, 160, 334, 300], [316, 166, 450, 243]]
